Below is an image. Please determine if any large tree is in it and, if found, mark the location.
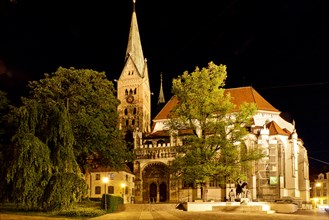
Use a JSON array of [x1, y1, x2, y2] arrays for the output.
[[0, 90, 12, 202], [4, 67, 131, 210], [26, 67, 131, 170], [168, 62, 263, 200]]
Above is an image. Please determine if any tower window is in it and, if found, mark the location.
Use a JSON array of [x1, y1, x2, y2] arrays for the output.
[[124, 108, 128, 115], [125, 89, 128, 96], [129, 89, 133, 95], [132, 119, 135, 125], [134, 88, 137, 94], [126, 120, 129, 126], [133, 108, 137, 114]]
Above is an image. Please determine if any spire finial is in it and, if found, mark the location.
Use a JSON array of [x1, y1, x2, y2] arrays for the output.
[[157, 73, 166, 105], [133, 0, 136, 12]]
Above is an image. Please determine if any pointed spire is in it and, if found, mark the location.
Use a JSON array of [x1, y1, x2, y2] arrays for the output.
[[125, 0, 145, 76], [133, 0, 136, 12], [158, 73, 166, 104]]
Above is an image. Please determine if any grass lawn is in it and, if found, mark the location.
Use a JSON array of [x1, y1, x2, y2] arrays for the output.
[[0, 200, 107, 219]]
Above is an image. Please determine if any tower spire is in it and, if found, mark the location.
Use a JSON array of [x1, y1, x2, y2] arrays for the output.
[[133, 0, 136, 12], [117, 0, 151, 133], [158, 73, 165, 104]]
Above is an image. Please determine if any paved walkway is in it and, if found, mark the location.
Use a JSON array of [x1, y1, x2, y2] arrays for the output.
[[90, 204, 329, 220], [1, 204, 328, 220]]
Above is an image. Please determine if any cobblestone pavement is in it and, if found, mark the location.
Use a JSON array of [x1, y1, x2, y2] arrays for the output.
[[90, 209, 328, 220], [89, 204, 329, 220], [1, 204, 328, 220]]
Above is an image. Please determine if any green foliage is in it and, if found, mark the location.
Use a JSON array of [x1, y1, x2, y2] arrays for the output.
[[26, 67, 131, 170], [3, 67, 130, 210], [42, 173, 88, 211], [169, 61, 262, 187], [102, 194, 123, 213], [0, 91, 13, 202]]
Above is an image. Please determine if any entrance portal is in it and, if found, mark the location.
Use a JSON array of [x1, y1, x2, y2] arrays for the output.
[[142, 163, 169, 203], [149, 182, 157, 203], [159, 182, 167, 202]]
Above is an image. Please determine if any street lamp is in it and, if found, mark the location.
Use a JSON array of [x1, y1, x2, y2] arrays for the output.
[[121, 183, 126, 203], [103, 176, 109, 211]]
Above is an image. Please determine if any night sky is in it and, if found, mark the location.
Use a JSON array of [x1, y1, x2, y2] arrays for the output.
[[0, 0, 328, 178]]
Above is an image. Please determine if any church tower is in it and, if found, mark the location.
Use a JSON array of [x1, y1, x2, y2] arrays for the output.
[[117, 0, 151, 134]]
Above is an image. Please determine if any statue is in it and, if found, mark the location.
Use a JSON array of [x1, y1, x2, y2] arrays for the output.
[[236, 180, 248, 200]]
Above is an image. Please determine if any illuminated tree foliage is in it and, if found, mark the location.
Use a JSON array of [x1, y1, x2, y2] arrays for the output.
[[3, 67, 130, 210], [0, 90, 12, 202], [168, 62, 262, 199], [26, 67, 131, 170]]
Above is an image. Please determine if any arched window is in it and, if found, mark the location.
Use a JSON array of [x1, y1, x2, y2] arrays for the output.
[[134, 88, 137, 94], [125, 89, 128, 96], [126, 120, 129, 126], [129, 89, 133, 95], [133, 108, 137, 115], [124, 108, 128, 115], [132, 119, 135, 125]]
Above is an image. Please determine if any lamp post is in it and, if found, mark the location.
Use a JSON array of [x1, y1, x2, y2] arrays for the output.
[[121, 183, 126, 203], [103, 176, 109, 211]]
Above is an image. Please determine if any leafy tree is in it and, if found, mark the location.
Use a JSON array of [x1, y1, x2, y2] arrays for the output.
[[26, 67, 131, 170], [4, 67, 130, 210], [5, 97, 86, 210], [168, 62, 263, 200], [0, 90, 12, 202]]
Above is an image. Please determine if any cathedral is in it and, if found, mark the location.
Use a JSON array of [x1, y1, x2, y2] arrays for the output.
[[114, 0, 310, 204]]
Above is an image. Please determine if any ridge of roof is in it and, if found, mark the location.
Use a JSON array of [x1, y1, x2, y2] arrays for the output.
[[226, 86, 279, 112], [266, 120, 290, 136], [153, 86, 279, 121]]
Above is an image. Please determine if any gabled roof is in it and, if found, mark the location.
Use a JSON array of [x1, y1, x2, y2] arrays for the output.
[[154, 86, 279, 121], [266, 121, 291, 136], [227, 86, 279, 112]]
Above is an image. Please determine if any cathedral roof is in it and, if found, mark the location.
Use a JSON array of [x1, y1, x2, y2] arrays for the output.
[[266, 120, 291, 136], [154, 86, 279, 121]]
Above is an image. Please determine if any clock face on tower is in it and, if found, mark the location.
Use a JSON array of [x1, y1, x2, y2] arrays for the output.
[[126, 95, 134, 103]]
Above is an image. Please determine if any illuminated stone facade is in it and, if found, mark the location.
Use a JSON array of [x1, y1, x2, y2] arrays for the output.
[[115, 0, 310, 204]]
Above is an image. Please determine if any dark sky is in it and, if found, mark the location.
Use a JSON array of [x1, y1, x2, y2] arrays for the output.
[[0, 0, 328, 176]]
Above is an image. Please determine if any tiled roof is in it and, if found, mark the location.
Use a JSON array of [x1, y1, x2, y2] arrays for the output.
[[266, 121, 290, 136], [227, 86, 279, 112], [145, 130, 170, 138], [154, 86, 279, 121]]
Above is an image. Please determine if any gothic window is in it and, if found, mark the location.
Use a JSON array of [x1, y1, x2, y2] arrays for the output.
[[132, 119, 135, 125], [124, 108, 128, 115], [129, 89, 133, 95], [134, 88, 137, 94], [126, 120, 129, 126], [125, 89, 128, 96], [133, 108, 137, 115]]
